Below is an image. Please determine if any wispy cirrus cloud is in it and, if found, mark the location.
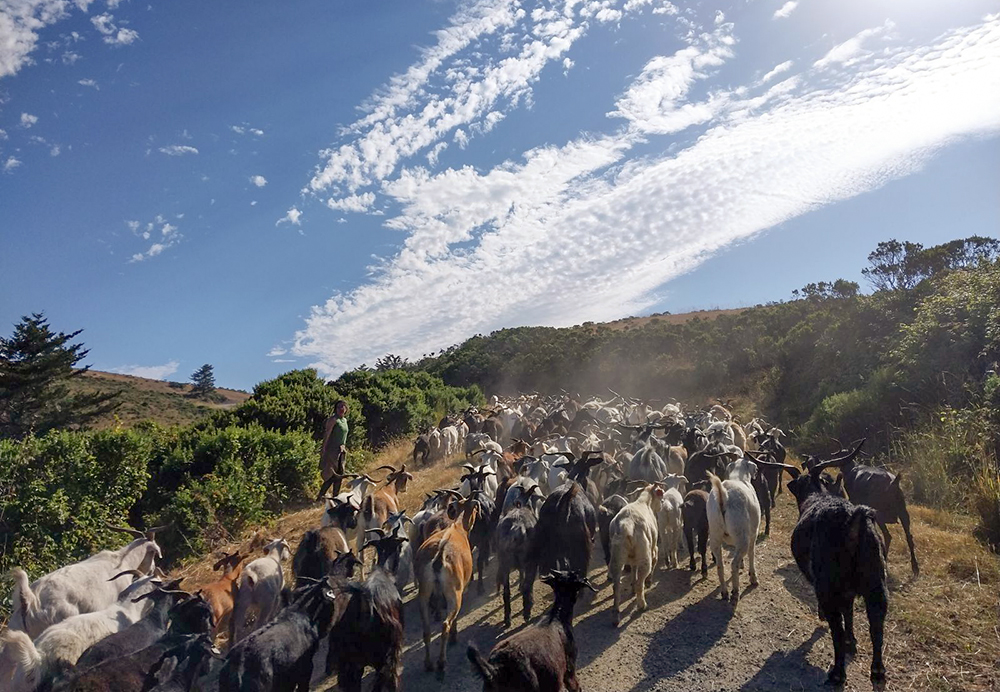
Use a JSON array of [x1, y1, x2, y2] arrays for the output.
[[285, 14, 1000, 375], [109, 360, 181, 380]]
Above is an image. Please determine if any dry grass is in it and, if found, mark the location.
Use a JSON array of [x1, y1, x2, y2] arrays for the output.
[[69, 370, 250, 429]]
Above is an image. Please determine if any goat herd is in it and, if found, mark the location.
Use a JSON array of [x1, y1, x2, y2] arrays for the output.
[[0, 393, 921, 692]]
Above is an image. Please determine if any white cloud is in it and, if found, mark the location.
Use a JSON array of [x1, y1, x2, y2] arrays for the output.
[[109, 360, 181, 380], [3, 156, 22, 173], [159, 144, 199, 156], [230, 125, 245, 135], [0, 0, 80, 78], [231, 124, 264, 136], [761, 60, 794, 84], [276, 207, 302, 227], [608, 21, 736, 134], [249, 128, 264, 136], [0, 128, 7, 140], [20, 112, 38, 128], [815, 21, 894, 69], [326, 192, 375, 213], [91, 13, 138, 46], [50, 144, 60, 156], [127, 216, 183, 262], [773, 1, 798, 20], [284, 15, 1000, 376], [78, 78, 99, 89], [250, 174, 267, 187]]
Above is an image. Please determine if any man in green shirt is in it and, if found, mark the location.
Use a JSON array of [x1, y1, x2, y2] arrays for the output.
[[320, 399, 350, 496]]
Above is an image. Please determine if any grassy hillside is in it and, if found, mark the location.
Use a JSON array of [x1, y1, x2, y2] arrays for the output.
[[69, 370, 250, 428]]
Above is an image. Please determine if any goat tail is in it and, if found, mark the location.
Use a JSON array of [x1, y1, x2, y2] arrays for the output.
[[707, 472, 726, 518], [851, 506, 888, 583], [467, 645, 496, 683], [362, 493, 375, 522], [8, 568, 38, 632]]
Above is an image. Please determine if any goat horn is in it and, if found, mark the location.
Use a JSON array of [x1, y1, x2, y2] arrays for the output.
[[373, 465, 397, 474], [442, 489, 464, 500], [109, 569, 146, 582], [144, 522, 173, 540], [812, 438, 866, 473], [105, 523, 144, 539]]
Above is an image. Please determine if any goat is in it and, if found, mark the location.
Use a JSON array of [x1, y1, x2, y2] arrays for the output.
[[192, 552, 245, 638], [139, 634, 219, 692], [0, 572, 171, 692], [414, 497, 478, 676], [292, 526, 349, 587], [787, 440, 889, 689], [219, 570, 346, 692], [382, 510, 415, 593], [70, 579, 192, 673], [682, 488, 710, 577], [656, 474, 687, 570], [324, 533, 405, 692], [821, 441, 919, 576], [609, 483, 663, 625], [467, 570, 597, 692], [9, 523, 167, 639], [522, 458, 599, 623], [494, 485, 540, 628], [706, 456, 761, 605], [53, 592, 214, 692], [597, 494, 629, 568], [356, 464, 413, 574], [229, 538, 291, 647]]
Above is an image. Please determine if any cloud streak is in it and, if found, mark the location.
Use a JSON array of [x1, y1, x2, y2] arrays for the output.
[[286, 15, 1000, 376], [109, 360, 181, 380]]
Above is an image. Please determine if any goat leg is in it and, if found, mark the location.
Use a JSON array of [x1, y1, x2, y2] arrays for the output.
[[824, 605, 849, 687], [502, 570, 512, 628], [899, 507, 919, 576], [843, 603, 858, 658]]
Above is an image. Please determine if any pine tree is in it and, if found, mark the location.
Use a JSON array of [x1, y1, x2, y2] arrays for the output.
[[0, 313, 120, 439], [190, 363, 216, 399]]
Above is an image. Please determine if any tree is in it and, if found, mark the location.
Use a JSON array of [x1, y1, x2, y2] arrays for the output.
[[0, 313, 119, 439], [190, 364, 216, 399], [374, 354, 409, 371], [862, 237, 1000, 292]]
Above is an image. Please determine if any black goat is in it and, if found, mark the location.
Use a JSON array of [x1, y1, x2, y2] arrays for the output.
[[71, 579, 189, 673], [58, 594, 214, 692], [219, 554, 359, 692], [142, 634, 219, 692], [467, 570, 597, 692], [756, 433, 787, 500], [819, 443, 919, 576], [495, 494, 539, 628], [325, 533, 405, 692], [461, 469, 497, 595], [745, 450, 776, 536], [684, 444, 728, 488], [682, 489, 709, 577], [787, 441, 889, 690], [523, 458, 599, 621]]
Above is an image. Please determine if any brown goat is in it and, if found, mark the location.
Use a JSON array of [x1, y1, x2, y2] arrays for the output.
[[197, 551, 246, 637], [415, 498, 478, 677], [357, 465, 413, 566]]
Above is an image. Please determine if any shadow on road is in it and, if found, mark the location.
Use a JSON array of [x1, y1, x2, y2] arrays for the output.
[[739, 626, 828, 691]]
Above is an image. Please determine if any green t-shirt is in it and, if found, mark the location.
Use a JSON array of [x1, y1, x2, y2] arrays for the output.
[[330, 416, 349, 448]]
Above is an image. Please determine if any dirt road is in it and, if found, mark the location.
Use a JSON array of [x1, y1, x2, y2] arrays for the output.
[[309, 466, 901, 692]]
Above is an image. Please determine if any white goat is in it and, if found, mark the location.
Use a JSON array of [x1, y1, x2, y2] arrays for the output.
[[609, 484, 663, 626], [229, 538, 291, 646], [8, 523, 165, 639], [707, 457, 761, 605], [657, 474, 687, 570], [0, 571, 167, 692]]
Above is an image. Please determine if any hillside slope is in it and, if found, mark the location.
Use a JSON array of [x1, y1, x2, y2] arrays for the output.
[[69, 370, 250, 428]]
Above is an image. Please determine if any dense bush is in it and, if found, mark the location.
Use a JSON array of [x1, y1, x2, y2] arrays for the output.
[[0, 430, 151, 579], [333, 369, 484, 446]]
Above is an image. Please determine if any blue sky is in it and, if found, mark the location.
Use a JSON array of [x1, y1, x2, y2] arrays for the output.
[[1, 0, 998, 390]]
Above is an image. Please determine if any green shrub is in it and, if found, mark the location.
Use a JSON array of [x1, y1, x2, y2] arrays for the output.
[[0, 430, 151, 579], [972, 462, 1000, 547]]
